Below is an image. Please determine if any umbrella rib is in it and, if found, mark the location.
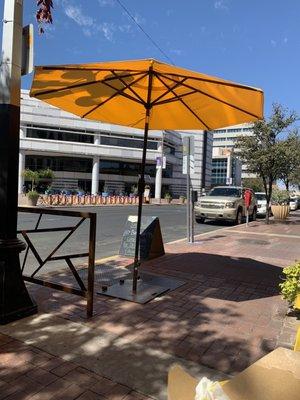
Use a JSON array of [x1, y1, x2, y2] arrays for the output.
[[33, 72, 145, 97], [158, 71, 262, 92], [41, 66, 149, 73], [162, 74, 262, 119], [150, 76, 187, 106], [81, 73, 147, 118], [155, 74, 211, 130], [100, 80, 145, 106], [154, 89, 198, 106], [111, 71, 146, 105]]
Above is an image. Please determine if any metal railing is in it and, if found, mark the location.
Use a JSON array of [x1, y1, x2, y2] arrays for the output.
[[17, 207, 96, 317]]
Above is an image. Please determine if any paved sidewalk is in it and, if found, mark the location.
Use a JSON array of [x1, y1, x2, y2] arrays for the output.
[[1, 212, 300, 399]]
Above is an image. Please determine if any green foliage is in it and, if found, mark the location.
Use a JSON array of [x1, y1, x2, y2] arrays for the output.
[[27, 190, 40, 200], [164, 192, 172, 200], [22, 169, 40, 190], [22, 169, 39, 182], [278, 131, 300, 190], [38, 168, 55, 180], [242, 178, 264, 192], [22, 168, 55, 190], [235, 104, 298, 222], [279, 261, 300, 306], [271, 187, 290, 205]]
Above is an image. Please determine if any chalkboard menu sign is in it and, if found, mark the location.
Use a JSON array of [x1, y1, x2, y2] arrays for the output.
[[119, 216, 165, 260]]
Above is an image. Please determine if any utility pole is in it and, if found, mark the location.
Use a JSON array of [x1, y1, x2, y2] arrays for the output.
[[0, 0, 37, 324]]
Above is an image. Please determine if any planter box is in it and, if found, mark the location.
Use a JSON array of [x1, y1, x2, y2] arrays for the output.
[[294, 294, 300, 310], [271, 204, 290, 220], [27, 196, 39, 206]]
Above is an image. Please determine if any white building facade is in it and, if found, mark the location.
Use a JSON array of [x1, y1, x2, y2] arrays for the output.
[[19, 90, 212, 197], [211, 123, 255, 179]]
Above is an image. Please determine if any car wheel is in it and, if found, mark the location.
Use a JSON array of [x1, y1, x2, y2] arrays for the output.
[[251, 208, 257, 221], [196, 217, 205, 224], [235, 209, 243, 225]]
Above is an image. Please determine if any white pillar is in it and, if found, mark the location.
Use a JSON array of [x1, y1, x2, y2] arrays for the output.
[[18, 150, 25, 194], [91, 156, 99, 195], [18, 128, 26, 194], [91, 134, 100, 195], [155, 141, 163, 199], [226, 153, 232, 184]]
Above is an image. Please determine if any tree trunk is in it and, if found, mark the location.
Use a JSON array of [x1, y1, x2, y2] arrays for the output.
[[265, 178, 273, 224], [285, 179, 289, 192], [262, 176, 270, 224]]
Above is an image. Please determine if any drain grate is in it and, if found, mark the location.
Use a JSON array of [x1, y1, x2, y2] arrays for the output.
[[78, 263, 132, 285]]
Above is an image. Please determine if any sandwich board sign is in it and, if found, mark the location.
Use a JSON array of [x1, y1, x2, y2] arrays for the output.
[[119, 216, 165, 260]]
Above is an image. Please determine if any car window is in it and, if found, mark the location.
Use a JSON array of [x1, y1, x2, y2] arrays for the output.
[[256, 194, 266, 201], [208, 188, 241, 197]]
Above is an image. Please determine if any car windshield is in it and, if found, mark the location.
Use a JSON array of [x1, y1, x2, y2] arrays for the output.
[[256, 194, 266, 201], [208, 187, 241, 197]]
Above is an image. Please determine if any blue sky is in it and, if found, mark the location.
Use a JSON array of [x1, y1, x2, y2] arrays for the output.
[[1, 0, 300, 117]]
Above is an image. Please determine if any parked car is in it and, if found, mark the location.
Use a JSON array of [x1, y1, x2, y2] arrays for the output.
[[289, 196, 299, 211], [255, 192, 270, 217], [195, 186, 257, 225]]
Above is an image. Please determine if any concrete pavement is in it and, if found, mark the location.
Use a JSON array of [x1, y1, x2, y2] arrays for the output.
[[1, 212, 300, 399]]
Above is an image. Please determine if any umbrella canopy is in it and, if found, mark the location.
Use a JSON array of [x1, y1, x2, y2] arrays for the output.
[[30, 58, 264, 299], [30, 58, 263, 131]]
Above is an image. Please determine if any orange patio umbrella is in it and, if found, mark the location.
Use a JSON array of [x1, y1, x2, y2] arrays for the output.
[[30, 58, 264, 300]]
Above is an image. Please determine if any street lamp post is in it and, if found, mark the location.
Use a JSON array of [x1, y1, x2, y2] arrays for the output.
[[0, 0, 37, 324]]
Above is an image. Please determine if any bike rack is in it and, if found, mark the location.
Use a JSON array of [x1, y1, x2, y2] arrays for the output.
[[17, 207, 96, 318]]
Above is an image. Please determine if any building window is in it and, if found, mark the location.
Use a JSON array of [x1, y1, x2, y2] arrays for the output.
[[227, 128, 242, 133], [26, 126, 94, 144], [100, 135, 157, 150], [25, 155, 92, 173], [211, 158, 228, 185]]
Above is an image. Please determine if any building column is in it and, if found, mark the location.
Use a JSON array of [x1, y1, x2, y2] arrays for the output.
[[226, 153, 232, 184], [18, 150, 25, 194], [155, 139, 163, 199], [91, 134, 100, 195], [91, 156, 99, 195], [18, 128, 26, 194]]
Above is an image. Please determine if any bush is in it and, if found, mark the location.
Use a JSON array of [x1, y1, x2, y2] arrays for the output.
[[272, 187, 290, 205], [279, 261, 300, 306], [27, 190, 40, 200], [39, 168, 55, 180]]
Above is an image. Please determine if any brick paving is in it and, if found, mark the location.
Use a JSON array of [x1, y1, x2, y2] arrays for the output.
[[1, 212, 300, 399], [0, 334, 150, 400]]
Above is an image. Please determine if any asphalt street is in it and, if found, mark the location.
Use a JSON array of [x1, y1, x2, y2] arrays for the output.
[[17, 204, 227, 275]]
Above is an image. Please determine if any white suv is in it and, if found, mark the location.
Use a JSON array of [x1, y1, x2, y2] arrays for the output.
[[195, 186, 257, 225]]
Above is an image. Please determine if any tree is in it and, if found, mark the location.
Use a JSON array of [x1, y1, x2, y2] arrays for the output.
[[235, 104, 297, 223], [278, 131, 300, 191], [35, 0, 54, 34], [22, 169, 40, 190], [242, 177, 265, 192], [22, 168, 55, 191], [290, 167, 300, 189]]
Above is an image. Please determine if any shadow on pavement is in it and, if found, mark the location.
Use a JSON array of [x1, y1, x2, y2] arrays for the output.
[[0, 250, 287, 399]]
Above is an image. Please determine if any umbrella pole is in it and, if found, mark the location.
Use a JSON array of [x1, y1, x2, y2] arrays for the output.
[[133, 66, 154, 293], [132, 113, 150, 293]]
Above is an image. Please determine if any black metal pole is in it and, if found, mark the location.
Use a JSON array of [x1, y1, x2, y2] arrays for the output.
[[0, 0, 37, 324], [132, 65, 153, 293]]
